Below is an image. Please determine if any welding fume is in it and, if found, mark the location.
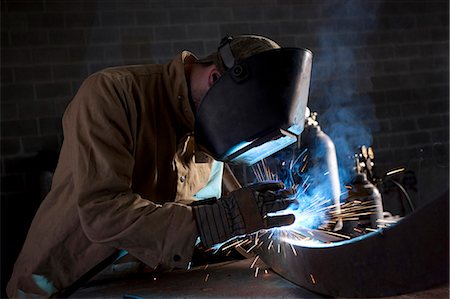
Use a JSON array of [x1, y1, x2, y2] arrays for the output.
[[249, 107, 444, 298], [196, 36, 388, 234], [195, 34, 442, 299], [273, 109, 386, 234]]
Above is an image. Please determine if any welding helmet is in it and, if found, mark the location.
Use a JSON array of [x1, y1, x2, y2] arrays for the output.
[[196, 35, 282, 73], [195, 35, 313, 165]]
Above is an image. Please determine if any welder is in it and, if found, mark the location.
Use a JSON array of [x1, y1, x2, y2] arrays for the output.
[[7, 34, 312, 298]]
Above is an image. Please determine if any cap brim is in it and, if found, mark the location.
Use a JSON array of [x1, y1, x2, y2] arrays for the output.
[[196, 52, 226, 73], [196, 53, 217, 64]]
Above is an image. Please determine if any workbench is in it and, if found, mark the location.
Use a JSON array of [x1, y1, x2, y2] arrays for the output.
[[71, 257, 323, 298], [71, 257, 448, 298]]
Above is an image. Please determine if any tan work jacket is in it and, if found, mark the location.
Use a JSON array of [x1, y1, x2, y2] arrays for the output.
[[7, 52, 216, 297]]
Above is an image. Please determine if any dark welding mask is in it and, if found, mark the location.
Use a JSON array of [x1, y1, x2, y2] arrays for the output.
[[195, 35, 313, 165]]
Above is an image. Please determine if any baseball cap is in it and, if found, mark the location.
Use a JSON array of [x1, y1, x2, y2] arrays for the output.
[[197, 34, 281, 73]]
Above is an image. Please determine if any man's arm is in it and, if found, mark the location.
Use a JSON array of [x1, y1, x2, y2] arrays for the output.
[[65, 72, 197, 269]]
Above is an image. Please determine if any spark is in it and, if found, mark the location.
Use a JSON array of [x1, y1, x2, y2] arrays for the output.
[[237, 239, 253, 248], [289, 243, 298, 256], [302, 153, 308, 162], [262, 159, 271, 179], [300, 159, 309, 173], [187, 262, 192, 270], [221, 238, 247, 251], [259, 164, 266, 180], [254, 267, 260, 278], [319, 230, 351, 239], [310, 273, 316, 284], [256, 230, 269, 240], [290, 229, 309, 240], [267, 240, 274, 250], [386, 167, 405, 176], [264, 269, 269, 274], [376, 218, 399, 224], [246, 242, 258, 253], [204, 264, 208, 270], [301, 176, 311, 188], [257, 163, 265, 180], [250, 255, 260, 268], [235, 156, 386, 259], [252, 164, 264, 181], [204, 274, 210, 282], [377, 222, 395, 228]]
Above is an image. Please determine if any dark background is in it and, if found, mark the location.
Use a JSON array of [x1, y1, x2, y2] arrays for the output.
[[1, 0, 448, 296]]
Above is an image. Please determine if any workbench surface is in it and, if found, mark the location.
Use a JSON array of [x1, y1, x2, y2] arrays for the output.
[[71, 258, 448, 298], [71, 258, 324, 298]]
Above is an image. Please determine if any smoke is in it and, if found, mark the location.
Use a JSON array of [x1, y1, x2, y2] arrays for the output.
[[260, 1, 382, 230], [309, 0, 380, 186]]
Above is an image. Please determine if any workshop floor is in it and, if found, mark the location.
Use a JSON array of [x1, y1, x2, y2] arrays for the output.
[[71, 258, 448, 298]]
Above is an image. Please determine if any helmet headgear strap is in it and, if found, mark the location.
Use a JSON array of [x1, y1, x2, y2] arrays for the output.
[[218, 35, 235, 70]]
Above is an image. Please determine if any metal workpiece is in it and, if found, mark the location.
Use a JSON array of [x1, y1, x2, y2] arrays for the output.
[[256, 192, 449, 298]]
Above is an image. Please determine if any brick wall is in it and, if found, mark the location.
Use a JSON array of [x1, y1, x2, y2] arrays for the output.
[[1, 0, 448, 293]]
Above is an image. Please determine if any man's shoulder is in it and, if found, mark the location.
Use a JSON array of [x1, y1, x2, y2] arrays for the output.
[[92, 64, 163, 80]]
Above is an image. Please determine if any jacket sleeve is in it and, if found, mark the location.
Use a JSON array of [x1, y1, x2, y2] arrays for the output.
[[65, 72, 198, 269]]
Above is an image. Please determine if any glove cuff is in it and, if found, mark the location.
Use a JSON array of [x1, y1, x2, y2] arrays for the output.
[[233, 188, 265, 233], [192, 200, 233, 248]]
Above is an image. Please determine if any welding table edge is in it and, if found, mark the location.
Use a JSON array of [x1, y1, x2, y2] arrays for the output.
[[257, 191, 449, 298]]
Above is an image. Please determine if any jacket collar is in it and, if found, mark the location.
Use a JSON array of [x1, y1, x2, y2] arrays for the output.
[[163, 51, 196, 134], [163, 52, 214, 163]]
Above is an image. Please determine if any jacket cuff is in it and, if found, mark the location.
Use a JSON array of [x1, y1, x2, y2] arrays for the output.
[[162, 203, 199, 269], [191, 200, 232, 248]]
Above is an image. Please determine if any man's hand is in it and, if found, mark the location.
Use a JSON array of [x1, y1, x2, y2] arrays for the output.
[[192, 181, 295, 248]]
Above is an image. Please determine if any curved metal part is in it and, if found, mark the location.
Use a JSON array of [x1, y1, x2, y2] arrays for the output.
[[257, 192, 449, 297]]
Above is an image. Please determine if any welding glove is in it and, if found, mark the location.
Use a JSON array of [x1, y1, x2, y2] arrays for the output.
[[191, 181, 295, 248]]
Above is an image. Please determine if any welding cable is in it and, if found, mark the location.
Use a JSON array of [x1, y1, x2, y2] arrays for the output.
[[50, 249, 128, 298], [387, 179, 416, 212]]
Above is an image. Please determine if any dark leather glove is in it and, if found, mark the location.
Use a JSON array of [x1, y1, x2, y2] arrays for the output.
[[191, 181, 295, 248]]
